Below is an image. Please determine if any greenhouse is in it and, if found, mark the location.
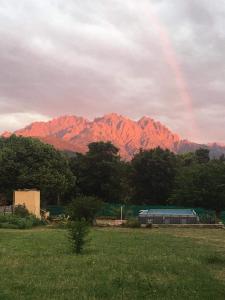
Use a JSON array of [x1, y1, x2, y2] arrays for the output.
[[138, 209, 199, 225]]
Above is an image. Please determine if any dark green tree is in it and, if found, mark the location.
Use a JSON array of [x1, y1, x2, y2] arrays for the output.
[[70, 142, 125, 203], [178, 152, 196, 167], [195, 148, 210, 164], [67, 195, 102, 254], [171, 160, 225, 219], [130, 147, 178, 204], [178, 148, 210, 167], [67, 196, 102, 224], [68, 220, 89, 254], [0, 135, 75, 205]]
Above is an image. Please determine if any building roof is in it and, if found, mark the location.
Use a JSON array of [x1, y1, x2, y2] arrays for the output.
[[139, 209, 196, 217]]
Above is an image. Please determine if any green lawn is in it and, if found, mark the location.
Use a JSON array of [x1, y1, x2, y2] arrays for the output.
[[0, 227, 225, 300]]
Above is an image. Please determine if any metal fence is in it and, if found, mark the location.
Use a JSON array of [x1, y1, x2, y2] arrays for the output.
[[45, 203, 225, 224]]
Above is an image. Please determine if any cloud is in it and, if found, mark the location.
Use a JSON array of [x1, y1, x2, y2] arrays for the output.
[[0, 112, 50, 132], [0, 0, 224, 143]]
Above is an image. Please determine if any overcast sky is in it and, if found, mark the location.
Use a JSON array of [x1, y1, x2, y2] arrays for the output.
[[0, 0, 224, 143]]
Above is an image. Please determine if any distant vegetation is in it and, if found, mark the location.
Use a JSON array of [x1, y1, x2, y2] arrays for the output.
[[0, 135, 75, 206], [0, 204, 44, 229], [0, 135, 225, 218]]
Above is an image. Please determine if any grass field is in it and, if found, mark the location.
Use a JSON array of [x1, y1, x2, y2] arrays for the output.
[[0, 227, 225, 299]]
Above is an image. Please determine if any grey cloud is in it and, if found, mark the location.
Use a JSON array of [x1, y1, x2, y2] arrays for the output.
[[0, 0, 224, 143]]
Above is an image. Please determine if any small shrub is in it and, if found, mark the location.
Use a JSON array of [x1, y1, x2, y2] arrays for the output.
[[125, 209, 134, 219], [0, 213, 44, 229], [67, 196, 102, 224], [28, 215, 46, 227], [68, 220, 89, 254], [66, 196, 101, 254], [125, 218, 140, 228], [14, 205, 29, 218], [16, 217, 33, 229]]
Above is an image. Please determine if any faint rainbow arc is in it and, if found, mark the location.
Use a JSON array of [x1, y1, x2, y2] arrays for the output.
[[145, 6, 199, 139]]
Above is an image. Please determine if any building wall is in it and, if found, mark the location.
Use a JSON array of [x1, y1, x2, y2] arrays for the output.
[[14, 190, 40, 218]]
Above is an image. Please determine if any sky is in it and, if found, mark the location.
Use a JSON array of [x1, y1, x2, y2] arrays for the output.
[[0, 0, 225, 143]]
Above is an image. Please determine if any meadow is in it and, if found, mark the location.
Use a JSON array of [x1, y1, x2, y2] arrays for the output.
[[0, 227, 225, 299]]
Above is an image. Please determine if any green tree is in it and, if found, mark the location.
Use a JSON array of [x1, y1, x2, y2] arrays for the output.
[[130, 147, 178, 204], [178, 152, 196, 166], [178, 148, 210, 167], [0, 135, 75, 205], [67, 196, 102, 224], [195, 148, 210, 164], [118, 161, 133, 203], [67, 195, 102, 254], [70, 142, 125, 203], [68, 220, 89, 254], [171, 160, 225, 219]]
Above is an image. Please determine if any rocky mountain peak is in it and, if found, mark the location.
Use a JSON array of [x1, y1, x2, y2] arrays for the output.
[[1, 113, 225, 159]]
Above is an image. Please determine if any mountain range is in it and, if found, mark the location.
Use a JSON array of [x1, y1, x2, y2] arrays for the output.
[[2, 113, 225, 159]]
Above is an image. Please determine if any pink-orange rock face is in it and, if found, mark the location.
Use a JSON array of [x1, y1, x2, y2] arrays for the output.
[[15, 116, 88, 139], [1, 131, 12, 138], [1, 113, 180, 158], [2, 113, 224, 159]]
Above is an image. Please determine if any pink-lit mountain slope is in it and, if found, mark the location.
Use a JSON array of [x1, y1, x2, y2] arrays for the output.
[[2, 113, 225, 159]]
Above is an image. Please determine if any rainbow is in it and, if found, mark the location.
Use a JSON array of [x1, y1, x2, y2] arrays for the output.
[[145, 4, 199, 139]]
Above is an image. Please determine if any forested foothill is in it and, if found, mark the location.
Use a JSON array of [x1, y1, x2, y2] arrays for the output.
[[0, 135, 225, 219]]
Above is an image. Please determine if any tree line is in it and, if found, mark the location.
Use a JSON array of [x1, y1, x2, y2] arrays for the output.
[[0, 135, 225, 217]]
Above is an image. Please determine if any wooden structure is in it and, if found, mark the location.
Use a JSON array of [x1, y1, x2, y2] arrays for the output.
[[14, 190, 41, 218]]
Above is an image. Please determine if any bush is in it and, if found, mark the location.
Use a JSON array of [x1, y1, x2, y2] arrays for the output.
[[125, 218, 140, 228], [68, 220, 89, 254], [14, 204, 30, 218], [67, 196, 102, 224], [0, 213, 44, 229], [66, 196, 102, 254]]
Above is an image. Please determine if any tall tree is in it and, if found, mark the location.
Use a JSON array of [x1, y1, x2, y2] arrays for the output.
[[195, 148, 210, 164], [130, 147, 178, 204], [171, 160, 225, 218], [70, 142, 125, 203], [0, 135, 75, 205], [178, 152, 196, 167], [178, 148, 210, 167]]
